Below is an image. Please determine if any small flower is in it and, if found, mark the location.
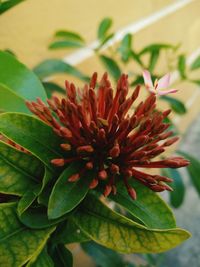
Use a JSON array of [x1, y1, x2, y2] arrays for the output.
[[143, 70, 178, 96], [26, 72, 189, 200]]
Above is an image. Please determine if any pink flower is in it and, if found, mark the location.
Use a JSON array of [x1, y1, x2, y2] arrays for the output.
[[143, 70, 178, 96]]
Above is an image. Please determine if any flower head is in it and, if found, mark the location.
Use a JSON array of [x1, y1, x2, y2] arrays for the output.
[[26, 72, 189, 200], [143, 70, 178, 96]]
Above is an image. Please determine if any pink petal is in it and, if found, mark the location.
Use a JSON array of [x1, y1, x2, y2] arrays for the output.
[[148, 88, 156, 94], [158, 89, 178, 96], [143, 70, 153, 88], [157, 73, 170, 90]]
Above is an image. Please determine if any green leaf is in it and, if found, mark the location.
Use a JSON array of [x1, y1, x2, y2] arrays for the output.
[[26, 247, 54, 267], [81, 241, 124, 267], [54, 30, 85, 43], [161, 169, 185, 208], [97, 33, 114, 49], [51, 244, 73, 267], [177, 151, 200, 196], [33, 59, 89, 82], [72, 194, 190, 253], [48, 163, 94, 219], [0, 202, 55, 267], [148, 50, 159, 72], [0, 141, 43, 196], [17, 187, 40, 216], [49, 40, 84, 50], [109, 180, 176, 229], [139, 44, 175, 55], [130, 51, 144, 67], [42, 82, 65, 98], [100, 55, 121, 81], [19, 206, 67, 229], [0, 113, 63, 172], [0, 0, 25, 14], [178, 54, 186, 79], [190, 79, 200, 86], [53, 219, 90, 244], [0, 51, 47, 113], [118, 34, 132, 63], [160, 95, 187, 114], [190, 55, 200, 70], [97, 17, 113, 40]]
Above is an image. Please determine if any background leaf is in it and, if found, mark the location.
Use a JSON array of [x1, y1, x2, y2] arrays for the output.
[[118, 34, 132, 63], [0, 0, 25, 14], [49, 40, 84, 50], [33, 59, 89, 82], [190, 55, 200, 70], [97, 18, 112, 40], [72, 194, 190, 253], [160, 95, 187, 114], [178, 151, 200, 196], [100, 55, 121, 80], [178, 54, 186, 79], [54, 30, 85, 43], [0, 51, 47, 113], [162, 169, 185, 208], [42, 82, 65, 98], [81, 241, 124, 267]]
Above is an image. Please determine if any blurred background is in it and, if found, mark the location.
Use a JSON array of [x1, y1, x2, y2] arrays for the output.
[[0, 0, 200, 266]]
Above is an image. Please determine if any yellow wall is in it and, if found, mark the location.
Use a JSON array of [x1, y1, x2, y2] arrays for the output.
[[1, 1, 200, 266]]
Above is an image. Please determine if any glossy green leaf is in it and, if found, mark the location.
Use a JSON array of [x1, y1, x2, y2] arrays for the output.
[[100, 55, 121, 81], [109, 180, 176, 229], [190, 55, 200, 70], [34, 59, 89, 82], [0, 141, 43, 196], [0, 202, 55, 267], [0, 83, 29, 113], [139, 44, 175, 55], [72, 194, 190, 253], [42, 82, 65, 98], [26, 247, 54, 267], [178, 54, 186, 79], [178, 151, 200, 196], [53, 219, 90, 244], [0, 113, 63, 172], [17, 188, 40, 216], [98, 17, 112, 40], [118, 34, 132, 63], [160, 95, 187, 114], [0, 51, 46, 112], [81, 241, 124, 267], [49, 40, 84, 50], [161, 169, 185, 208], [0, 0, 25, 14], [54, 30, 85, 43], [19, 206, 67, 229], [51, 244, 73, 267], [48, 163, 94, 219]]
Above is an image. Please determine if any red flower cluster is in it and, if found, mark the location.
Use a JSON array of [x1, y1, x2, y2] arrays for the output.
[[26, 73, 189, 199]]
